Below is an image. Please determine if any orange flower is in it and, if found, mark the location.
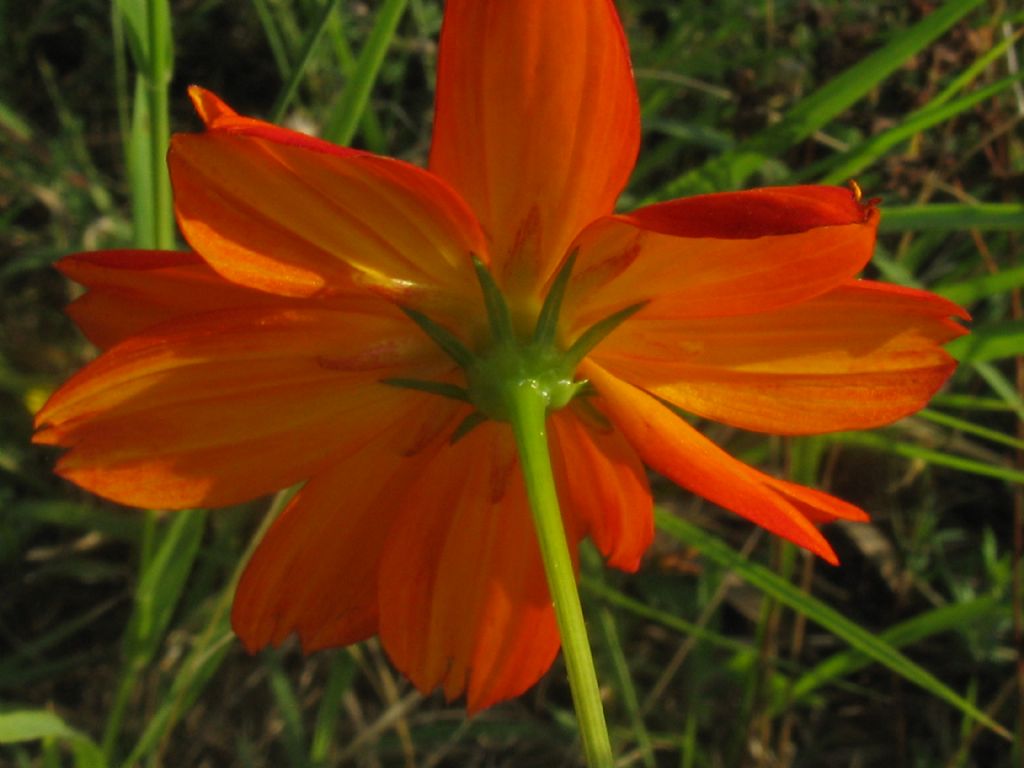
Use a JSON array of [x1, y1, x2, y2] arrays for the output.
[[35, 0, 966, 711]]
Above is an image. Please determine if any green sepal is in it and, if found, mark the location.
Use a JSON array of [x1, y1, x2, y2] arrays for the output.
[[564, 302, 648, 369], [399, 306, 473, 368], [471, 255, 514, 342], [450, 410, 487, 443], [533, 248, 578, 348], [381, 377, 471, 403]]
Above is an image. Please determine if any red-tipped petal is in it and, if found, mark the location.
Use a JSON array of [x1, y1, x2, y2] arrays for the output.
[[762, 476, 870, 525], [584, 361, 840, 564], [58, 249, 295, 349], [565, 186, 879, 330], [378, 421, 564, 712], [170, 90, 487, 304], [430, 0, 640, 298], [592, 280, 966, 434]]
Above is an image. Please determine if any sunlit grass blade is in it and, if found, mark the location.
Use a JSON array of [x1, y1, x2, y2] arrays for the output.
[[0, 710, 106, 768], [932, 393, 1017, 412], [938, 265, 1024, 304], [102, 510, 206, 761], [777, 595, 1009, 711], [879, 203, 1024, 232], [970, 362, 1024, 422], [120, 492, 289, 767], [655, 510, 1012, 740], [648, 0, 984, 198], [269, 0, 342, 123], [937, 266, 1024, 309], [582, 547, 655, 768], [321, 0, 409, 145], [815, 74, 1023, 185], [830, 431, 1024, 485], [116, 0, 174, 249], [947, 320, 1024, 364], [918, 408, 1024, 451], [0, 98, 32, 142], [309, 652, 356, 767]]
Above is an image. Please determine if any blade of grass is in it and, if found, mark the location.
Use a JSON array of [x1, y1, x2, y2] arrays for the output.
[[918, 408, 1024, 451], [816, 74, 1023, 185], [830, 431, 1024, 485], [119, 490, 292, 768], [13, 500, 144, 544], [582, 579, 757, 659], [0, 710, 105, 768], [0, 597, 121, 689], [0, 98, 32, 142], [269, 0, 343, 124], [321, 0, 409, 146], [937, 265, 1024, 305], [778, 595, 1008, 711], [972, 362, 1024, 422], [947, 320, 1024, 364], [250, 0, 292, 78], [323, 9, 387, 152], [101, 509, 206, 761], [879, 203, 1024, 233], [932, 393, 1017, 412], [309, 652, 357, 767], [265, 651, 310, 768], [655, 510, 1012, 740], [582, 547, 654, 768], [116, 0, 174, 249], [648, 0, 985, 198]]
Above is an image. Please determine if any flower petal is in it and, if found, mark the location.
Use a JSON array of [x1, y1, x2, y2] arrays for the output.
[[232, 400, 462, 652], [564, 186, 879, 331], [170, 88, 488, 305], [592, 280, 967, 434], [378, 421, 563, 712], [549, 406, 653, 572], [58, 249, 291, 349], [35, 302, 449, 508], [583, 361, 840, 564], [761, 475, 869, 525], [430, 0, 640, 298]]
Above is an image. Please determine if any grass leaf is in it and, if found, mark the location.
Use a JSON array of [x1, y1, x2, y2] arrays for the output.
[[655, 510, 1012, 740]]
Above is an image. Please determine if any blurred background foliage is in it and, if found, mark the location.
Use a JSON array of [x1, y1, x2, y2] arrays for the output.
[[1, 0, 1022, 765]]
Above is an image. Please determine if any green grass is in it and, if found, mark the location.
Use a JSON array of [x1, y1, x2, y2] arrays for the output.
[[2, 0, 1021, 765]]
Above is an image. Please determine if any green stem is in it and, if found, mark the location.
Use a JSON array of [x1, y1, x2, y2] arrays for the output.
[[506, 381, 613, 768], [145, 0, 174, 250]]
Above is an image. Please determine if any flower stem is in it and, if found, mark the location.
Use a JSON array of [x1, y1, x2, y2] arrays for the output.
[[506, 381, 613, 768]]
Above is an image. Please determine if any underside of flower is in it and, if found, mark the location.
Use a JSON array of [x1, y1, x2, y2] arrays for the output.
[[390, 252, 644, 433], [32, 0, 970, 719]]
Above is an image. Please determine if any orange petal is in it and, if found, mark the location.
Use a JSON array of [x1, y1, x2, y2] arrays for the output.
[[592, 280, 967, 434], [378, 421, 564, 712], [583, 361, 840, 564], [170, 88, 487, 305], [549, 406, 653, 572], [232, 400, 462, 652], [564, 186, 879, 331], [430, 0, 640, 299], [58, 249, 294, 349], [35, 302, 449, 509], [762, 475, 869, 525]]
